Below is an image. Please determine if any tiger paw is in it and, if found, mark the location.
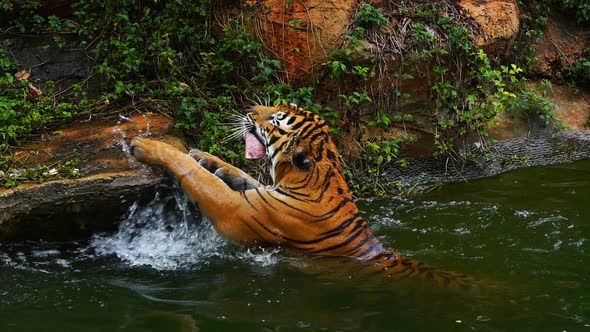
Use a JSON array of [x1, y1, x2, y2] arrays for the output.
[[130, 137, 170, 166], [212, 168, 257, 191], [189, 149, 222, 174]]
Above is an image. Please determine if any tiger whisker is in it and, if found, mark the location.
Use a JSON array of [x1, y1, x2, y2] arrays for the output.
[[221, 128, 248, 143]]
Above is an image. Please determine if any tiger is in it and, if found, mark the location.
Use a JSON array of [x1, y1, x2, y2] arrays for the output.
[[130, 104, 477, 290]]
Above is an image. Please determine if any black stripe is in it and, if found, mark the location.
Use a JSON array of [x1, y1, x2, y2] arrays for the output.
[[243, 220, 265, 241], [313, 197, 352, 221], [304, 171, 333, 204], [311, 227, 365, 254], [268, 134, 280, 145], [250, 217, 309, 250], [289, 166, 315, 187], [271, 140, 289, 160], [356, 241, 386, 258], [251, 217, 330, 247], [319, 214, 361, 236], [264, 189, 352, 221], [297, 122, 314, 138], [276, 187, 310, 198], [266, 191, 317, 217], [313, 170, 335, 202], [344, 232, 376, 256], [346, 219, 366, 236], [240, 191, 258, 211], [291, 119, 307, 131], [255, 188, 277, 210], [316, 140, 324, 161], [302, 128, 325, 141], [327, 149, 336, 160], [274, 187, 307, 202]]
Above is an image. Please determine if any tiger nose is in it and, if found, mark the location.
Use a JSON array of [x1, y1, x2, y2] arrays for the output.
[[249, 105, 276, 120]]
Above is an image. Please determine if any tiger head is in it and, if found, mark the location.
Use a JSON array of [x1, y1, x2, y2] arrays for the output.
[[241, 104, 346, 189]]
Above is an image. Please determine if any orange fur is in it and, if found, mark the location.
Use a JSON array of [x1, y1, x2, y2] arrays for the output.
[[130, 104, 479, 290]]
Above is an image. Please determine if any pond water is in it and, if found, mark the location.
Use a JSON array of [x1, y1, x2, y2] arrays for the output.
[[1, 160, 589, 332]]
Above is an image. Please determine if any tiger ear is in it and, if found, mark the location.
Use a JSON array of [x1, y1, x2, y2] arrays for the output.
[[293, 149, 311, 170]]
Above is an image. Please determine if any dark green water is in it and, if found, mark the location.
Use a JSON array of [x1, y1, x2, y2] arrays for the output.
[[2, 160, 589, 332]]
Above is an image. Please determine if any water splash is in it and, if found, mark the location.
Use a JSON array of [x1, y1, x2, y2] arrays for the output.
[[89, 190, 279, 270], [114, 114, 152, 155], [89, 190, 225, 270]]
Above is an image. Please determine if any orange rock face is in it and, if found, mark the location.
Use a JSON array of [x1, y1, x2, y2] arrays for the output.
[[547, 85, 590, 130], [6, 113, 181, 177], [257, 0, 522, 86], [457, 0, 520, 53], [259, 0, 357, 85]]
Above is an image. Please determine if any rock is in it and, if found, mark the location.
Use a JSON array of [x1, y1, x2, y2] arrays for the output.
[[546, 85, 590, 130], [0, 113, 185, 240], [0, 172, 160, 240], [533, 11, 590, 79], [383, 129, 590, 189], [486, 83, 590, 140], [258, 0, 357, 85], [487, 111, 533, 141], [2, 35, 100, 98], [256, 0, 521, 88], [458, 0, 520, 54]]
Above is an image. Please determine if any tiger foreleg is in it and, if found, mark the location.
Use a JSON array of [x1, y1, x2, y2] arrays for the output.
[[129, 137, 243, 204], [189, 149, 262, 191], [129, 137, 265, 245]]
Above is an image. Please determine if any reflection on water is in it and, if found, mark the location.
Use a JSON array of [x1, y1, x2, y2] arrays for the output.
[[1, 160, 589, 331]]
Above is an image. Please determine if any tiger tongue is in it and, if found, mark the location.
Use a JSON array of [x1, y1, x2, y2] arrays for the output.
[[244, 132, 266, 160]]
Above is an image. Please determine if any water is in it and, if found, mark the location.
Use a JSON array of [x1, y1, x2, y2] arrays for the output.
[[1, 160, 589, 331]]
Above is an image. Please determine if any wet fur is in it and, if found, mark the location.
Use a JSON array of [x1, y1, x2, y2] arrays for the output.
[[130, 104, 480, 290]]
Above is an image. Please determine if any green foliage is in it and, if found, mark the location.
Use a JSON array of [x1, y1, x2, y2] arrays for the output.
[[0, 0, 567, 194], [0, 46, 78, 158], [564, 48, 590, 89], [516, 1, 590, 79], [2, 159, 83, 188], [323, 27, 375, 80], [549, 0, 590, 24], [400, 3, 560, 156], [519, 0, 590, 26], [72, 0, 212, 99], [355, 3, 389, 28], [505, 79, 562, 130], [0, 0, 273, 180], [0, 0, 328, 180], [364, 135, 403, 165]]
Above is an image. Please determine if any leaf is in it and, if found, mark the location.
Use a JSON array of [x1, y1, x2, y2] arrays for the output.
[[15, 69, 31, 81]]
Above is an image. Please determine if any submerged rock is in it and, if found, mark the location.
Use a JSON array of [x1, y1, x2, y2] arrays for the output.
[[384, 129, 590, 189]]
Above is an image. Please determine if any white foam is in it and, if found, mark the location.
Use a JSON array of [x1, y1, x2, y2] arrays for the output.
[[89, 190, 278, 271]]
